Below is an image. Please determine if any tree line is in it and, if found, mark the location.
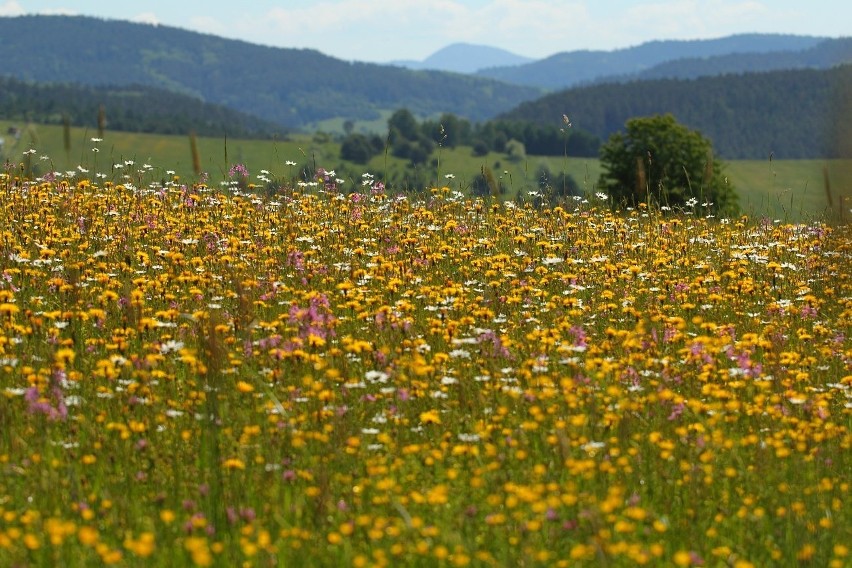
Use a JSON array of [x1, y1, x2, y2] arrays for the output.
[[340, 109, 601, 165], [0, 77, 285, 139], [0, 75, 600, 161]]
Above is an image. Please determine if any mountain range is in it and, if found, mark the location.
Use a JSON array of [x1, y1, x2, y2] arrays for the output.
[[607, 42, 850, 84], [474, 33, 846, 88], [0, 14, 849, 154]]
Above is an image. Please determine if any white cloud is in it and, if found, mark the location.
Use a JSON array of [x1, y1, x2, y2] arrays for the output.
[[37, 8, 78, 15], [5, 3, 78, 17], [191, 0, 592, 61], [132, 11, 160, 26], [466, 0, 592, 51], [619, 0, 773, 38], [194, 0, 467, 60], [81, 0, 837, 63], [187, 14, 222, 34], [0, 1, 24, 16]]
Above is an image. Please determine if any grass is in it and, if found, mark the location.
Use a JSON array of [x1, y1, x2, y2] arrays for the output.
[[0, 120, 326, 182], [305, 109, 398, 137], [0, 161, 849, 567], [2, 119, 849, 221], [727, 159, 852, 223]]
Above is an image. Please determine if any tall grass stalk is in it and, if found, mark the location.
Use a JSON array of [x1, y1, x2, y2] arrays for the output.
[[189, 131, 201, 177]]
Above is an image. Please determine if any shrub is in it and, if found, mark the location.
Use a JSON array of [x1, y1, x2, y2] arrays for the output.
[[598, 114, 738, 215]]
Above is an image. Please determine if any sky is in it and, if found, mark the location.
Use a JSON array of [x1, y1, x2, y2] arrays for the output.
[[0, 0, 849, 63]]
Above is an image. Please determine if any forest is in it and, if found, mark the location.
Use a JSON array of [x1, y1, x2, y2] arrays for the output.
[[0, 78, 285, 139], [0, 15, 540, 128], [499, 65, 852, 159]]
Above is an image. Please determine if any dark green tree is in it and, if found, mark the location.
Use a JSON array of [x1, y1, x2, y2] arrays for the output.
[[598, 114, 738, 215], [471, 140, 490, 157], [340, 133, 376, 164], [386, 109, 435, 165], [437, 113, 470, 148], [504, 139, 526, 162], [387, 138, 428, 165], [388, 109, 420, 143]]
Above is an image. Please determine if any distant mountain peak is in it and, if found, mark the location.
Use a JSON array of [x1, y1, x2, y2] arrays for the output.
[[390, 43, 534, 74]]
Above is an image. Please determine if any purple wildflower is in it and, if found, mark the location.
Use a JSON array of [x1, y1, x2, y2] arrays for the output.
[[228, 163, 249, 178]]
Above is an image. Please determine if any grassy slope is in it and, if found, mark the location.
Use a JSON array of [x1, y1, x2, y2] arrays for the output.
[[727, 159, 852, 222], [2, 120, 849, 221]]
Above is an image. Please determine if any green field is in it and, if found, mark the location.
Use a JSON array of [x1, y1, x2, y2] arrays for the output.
[[2, 120, 849, 221], [1, 171, 849, 567], [726, 159, 852, 222]]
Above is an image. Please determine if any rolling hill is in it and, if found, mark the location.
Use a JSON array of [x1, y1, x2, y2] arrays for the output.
[[498, 65, 852, 159], [602, 37, 852, 83], [476, 34, 845, 89], [0, 76, 286, 138], [0, 15, 542, 129]]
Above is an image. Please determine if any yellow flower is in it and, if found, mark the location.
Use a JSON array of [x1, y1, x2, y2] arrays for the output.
[[797, 544, 816, 561], [78, 526, 99, 546], [0, 303, 19, 317], [123, 532, 156, 557], [184, 536, 213, 567], [222, 458, 245, 470], [23, 533, 40, 550], [306, 333, 326, 348], [419, 410, 441, 425], [673, 551, 693, 566]]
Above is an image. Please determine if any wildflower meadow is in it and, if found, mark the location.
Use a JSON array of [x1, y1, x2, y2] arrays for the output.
[[0, 161, 849, 567]]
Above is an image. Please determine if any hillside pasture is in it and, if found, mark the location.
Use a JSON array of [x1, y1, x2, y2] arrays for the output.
[[1, 120, 849, 222], [728, 159, 852, 222]]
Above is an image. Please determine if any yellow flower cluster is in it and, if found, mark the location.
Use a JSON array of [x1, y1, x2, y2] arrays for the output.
[[0, 173, 849, 566]]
